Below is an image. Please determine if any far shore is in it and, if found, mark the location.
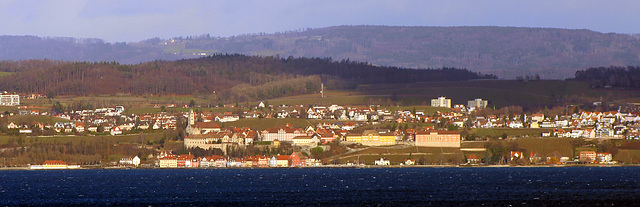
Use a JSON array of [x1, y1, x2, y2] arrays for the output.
[[0, 164, 638, 171]]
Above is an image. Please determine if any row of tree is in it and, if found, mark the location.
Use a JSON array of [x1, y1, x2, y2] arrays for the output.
[[0, 54, 495, 102]]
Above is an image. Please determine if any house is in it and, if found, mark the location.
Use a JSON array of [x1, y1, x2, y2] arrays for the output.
[[289, 152, 306, 167], [110, 126, 123, 136], [467, 155, 480, 164], [508, 121, 524, 128], [276, 155, 289, 167], [159, 157, 177, 168], [199, 157, 210, 168], [119, 156, 141, 167], [404, 159, 416, 165], [579, 151, 596, 163], [374, 158, 390, 165], [269, 156, 278, 167], [531, 114, 545, 123], [510, 151, 523, 161], [210, 155, 227, 167], [7, 122, 18, 129], [75, 123, 85, 133], [596, 153, 613, 163]]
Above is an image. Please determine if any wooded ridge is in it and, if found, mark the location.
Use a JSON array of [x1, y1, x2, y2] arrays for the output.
[[2, 26, 640, 79], [0, 54, 494, 102]]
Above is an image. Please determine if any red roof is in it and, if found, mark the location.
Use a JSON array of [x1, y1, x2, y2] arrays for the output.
[[43, 160, 66, 165], [277, 155, 290, 160], [415, 130, 460, 135]]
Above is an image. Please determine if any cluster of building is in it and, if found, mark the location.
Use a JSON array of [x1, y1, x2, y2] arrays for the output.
[[466, 111, 640, 139], [503, 150, 615, 165], [157, 151, 320, 168], [29, 160, 80, 169], [184, 106, 463, 153], [430, 96, 488, 111]]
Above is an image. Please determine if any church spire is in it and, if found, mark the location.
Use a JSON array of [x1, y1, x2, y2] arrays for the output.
[[189, 109, 195, 126]]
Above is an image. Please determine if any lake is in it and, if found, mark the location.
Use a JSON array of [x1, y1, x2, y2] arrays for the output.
[[1, 167, 639, 206]]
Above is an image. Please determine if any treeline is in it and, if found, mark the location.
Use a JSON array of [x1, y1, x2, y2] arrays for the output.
[[574, 66, 640, 88], [0, 54, 494, 102]]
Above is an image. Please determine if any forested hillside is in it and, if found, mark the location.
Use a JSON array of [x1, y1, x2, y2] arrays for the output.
[[0, 54, 493, 102], [0, 35, 176, 63], [574, 66, 640, 88], [182, 26, 640, 79], [2, 26, 640, 79]]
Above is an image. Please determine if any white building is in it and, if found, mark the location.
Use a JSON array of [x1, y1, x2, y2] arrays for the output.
[[467, 99, 488, 109], [119, 156, 141, 167], [374, 158, 390, 165], [431, 96, 451, 108], [0, 94, 19, 106]]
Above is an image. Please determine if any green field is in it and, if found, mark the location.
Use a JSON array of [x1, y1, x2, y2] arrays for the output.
[[0, 133, 165, 145], [15, 80, 640, 115], [161, 42, 217, 55], [471, 128, 552, 138], [0, 71, 13, 77], [7, 115, 71, 125]]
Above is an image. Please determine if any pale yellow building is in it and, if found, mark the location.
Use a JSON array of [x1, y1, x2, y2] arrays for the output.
[[345, 130, 396, 146], [292, 136, 318, 146], [159, 157, 177, 168]]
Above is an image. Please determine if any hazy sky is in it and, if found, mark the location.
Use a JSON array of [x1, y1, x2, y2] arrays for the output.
[[1, 0, 639, 42]]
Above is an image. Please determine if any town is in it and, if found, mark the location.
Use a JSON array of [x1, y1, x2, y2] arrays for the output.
[[2, 92, 639, 169]]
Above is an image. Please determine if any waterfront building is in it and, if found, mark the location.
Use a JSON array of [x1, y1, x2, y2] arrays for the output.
[[579, 151, 596, 163], [415, 130, 460, 148]]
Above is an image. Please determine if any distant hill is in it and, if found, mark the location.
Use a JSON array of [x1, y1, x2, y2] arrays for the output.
[[2, 26, 640, 79]]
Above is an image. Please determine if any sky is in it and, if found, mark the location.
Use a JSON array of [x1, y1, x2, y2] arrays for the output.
[[0, 0, 639, 42]]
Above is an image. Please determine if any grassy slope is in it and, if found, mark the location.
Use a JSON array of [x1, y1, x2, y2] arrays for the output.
[[8, 115, 71, 125], [266, 80, 640, 108], [0, 133, 164, 145]]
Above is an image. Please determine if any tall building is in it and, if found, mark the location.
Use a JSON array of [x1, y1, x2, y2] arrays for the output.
[[431, 96, 451, 108], [0, 94, 19, 106], [467, 99, 488, 109]]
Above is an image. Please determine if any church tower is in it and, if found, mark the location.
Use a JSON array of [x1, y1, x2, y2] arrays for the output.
[[188, 109, 195, 126]]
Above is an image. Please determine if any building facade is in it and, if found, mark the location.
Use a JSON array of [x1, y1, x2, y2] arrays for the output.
[[415, 130, 460, 148], [431, 96, 451, 108], [467, 99, 488, 109], [345, 130, 396, 146], [0, 94, 19, 106]]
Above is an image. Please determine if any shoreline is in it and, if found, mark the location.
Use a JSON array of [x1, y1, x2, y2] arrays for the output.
[[0, 164, 637, 170]]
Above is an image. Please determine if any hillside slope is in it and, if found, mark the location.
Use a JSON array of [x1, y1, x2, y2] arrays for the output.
[[182, 26, 640, 79], [0, 55, 491, 102], [2, 26, 640, 79]]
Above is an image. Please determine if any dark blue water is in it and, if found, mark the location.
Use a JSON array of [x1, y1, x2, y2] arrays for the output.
[[1, 167, 639, 206]]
